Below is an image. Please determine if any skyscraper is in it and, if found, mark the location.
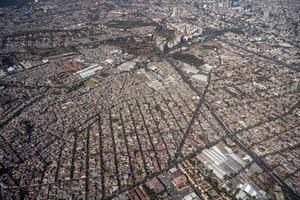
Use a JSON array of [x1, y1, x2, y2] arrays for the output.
[[229, 0, 240, 7], [172, 7, 180, 21]]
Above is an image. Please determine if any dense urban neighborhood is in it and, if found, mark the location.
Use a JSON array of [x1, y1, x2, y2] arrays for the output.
[[0, 0, 299, 200]]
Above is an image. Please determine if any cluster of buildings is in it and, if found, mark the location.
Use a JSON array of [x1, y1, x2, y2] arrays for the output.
[[0, 40, 221, 199], [0, 0, 299, 199]]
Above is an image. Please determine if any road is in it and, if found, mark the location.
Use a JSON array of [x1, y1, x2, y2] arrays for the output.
[[164, 42, 300, 199]]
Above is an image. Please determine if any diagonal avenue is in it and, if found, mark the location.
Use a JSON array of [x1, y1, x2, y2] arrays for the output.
[[165, 51, 300, 199], [166, 57, 212, 160]]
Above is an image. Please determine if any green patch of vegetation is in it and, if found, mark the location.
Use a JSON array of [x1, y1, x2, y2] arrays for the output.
[[111, 117, 119, 123], [157, 29, 175, 40], [67, 81, 85, 93], [201, 44, 218, 50], [105, 36, 135, 49], [143, 185, 165, 200], [172, 52, 204, 67], [68, 128, 80, 134], [84, 79, 98, 88], [94, 31, 106, 36], [0, 79, 22, 88], [53, 90, 62, 96], [0, 96, 10, 104], [105, 20, 157, 29], [227, 28, 244, 35]]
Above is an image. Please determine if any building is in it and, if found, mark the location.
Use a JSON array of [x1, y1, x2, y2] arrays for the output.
[[74, 64, 103, 79], [172, 7, 180, 21], [172, 175, 188, 190], [235, 182, 266, 200], [183, 192, 201, 200], [197, 144, 246, 179], [229, 0, 240, 7], [145, 177, 165, 194], [128, 186, 150, 200]]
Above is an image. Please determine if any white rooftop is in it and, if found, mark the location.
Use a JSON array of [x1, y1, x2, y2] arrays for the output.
[[118, 61, 136, 71], [74, 64, 103, 79], [191, 74, 208, 83]]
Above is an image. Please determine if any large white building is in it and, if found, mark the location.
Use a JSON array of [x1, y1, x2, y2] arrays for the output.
[[197, 144, 246, 179], [74, 64, 103, 79]]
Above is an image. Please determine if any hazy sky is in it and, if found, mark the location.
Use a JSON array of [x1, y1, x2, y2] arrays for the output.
[[0, 0, 31, 7]]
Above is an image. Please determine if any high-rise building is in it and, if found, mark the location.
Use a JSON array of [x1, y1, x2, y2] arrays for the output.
[[263, 11, 270, 21], [229, 0, 240, 7], [172, 7, 180, 21]]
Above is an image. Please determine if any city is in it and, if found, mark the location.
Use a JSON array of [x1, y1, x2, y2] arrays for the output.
[[0, 0, 299, 200]]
